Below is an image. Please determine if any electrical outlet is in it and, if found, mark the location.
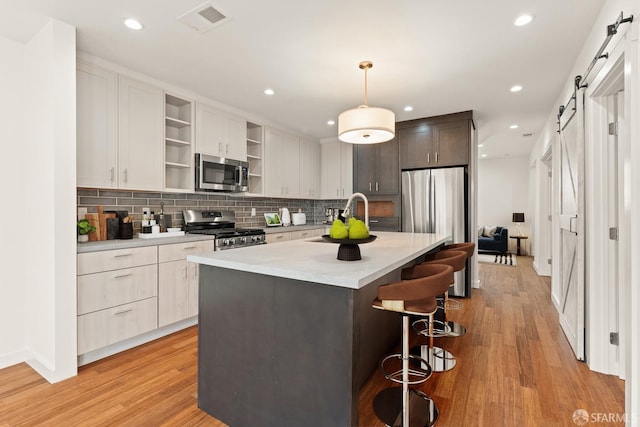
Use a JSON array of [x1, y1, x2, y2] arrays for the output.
[[251, 208, 256, 217], [78, 207, 87, 219]]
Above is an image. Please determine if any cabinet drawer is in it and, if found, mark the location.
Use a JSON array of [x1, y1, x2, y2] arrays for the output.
[[266, 232, 291, 244], [78, 246, 157, 275], [290, 229, 324, 240], [158, 240, 214, 263], [77, 264, 158, 315], [77, 297, 158, 354], [369, 216, 400, 232]]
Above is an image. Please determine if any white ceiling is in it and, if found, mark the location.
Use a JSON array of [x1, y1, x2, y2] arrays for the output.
[[0, 0, 605, 158]]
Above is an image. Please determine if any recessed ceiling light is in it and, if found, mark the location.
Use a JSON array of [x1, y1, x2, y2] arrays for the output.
[[327, 120, 335, 126], [478, 144, 484, 148], [481, 154, 488, 158], [404, 106, 414, 112], [514, 14, 534, 26], [510, 124, 519, 129], [264, 88, 274, 95], [510, 85, 523, 92], [124, 18, 144, 30]]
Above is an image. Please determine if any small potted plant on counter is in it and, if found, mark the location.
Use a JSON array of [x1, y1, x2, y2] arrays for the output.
[[77, 218, 95, 243]]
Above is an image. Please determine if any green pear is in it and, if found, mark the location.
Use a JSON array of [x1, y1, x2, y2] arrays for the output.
[[348, 219, 369, 239], [329, 219, 349, 239]]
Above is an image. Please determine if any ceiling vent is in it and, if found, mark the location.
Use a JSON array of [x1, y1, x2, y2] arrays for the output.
[[177, 1, 228, 33]]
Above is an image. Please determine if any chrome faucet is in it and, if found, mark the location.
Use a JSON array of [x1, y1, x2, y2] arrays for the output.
[[343, 192, 369, 229]]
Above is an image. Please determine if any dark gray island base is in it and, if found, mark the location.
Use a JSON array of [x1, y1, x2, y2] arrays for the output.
[[198, 266, 402, 426], [190, 232, 449, 426]]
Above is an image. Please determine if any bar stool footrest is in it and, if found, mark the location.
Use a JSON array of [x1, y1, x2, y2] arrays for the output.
[[412, 318, 452, 338], [380, 353, 432, 385]]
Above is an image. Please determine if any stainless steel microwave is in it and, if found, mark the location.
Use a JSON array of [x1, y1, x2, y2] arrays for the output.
[[195, 154, 248, 192]]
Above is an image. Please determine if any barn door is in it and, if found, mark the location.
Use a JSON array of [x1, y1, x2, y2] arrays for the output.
[[557, 90, 586, 361]]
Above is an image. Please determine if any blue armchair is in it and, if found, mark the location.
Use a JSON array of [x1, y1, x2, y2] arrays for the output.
[[478, 226, 508, 254]]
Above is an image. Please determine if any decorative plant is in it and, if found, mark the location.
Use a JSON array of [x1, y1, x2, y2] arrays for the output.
[[77, 218, 96, 235]]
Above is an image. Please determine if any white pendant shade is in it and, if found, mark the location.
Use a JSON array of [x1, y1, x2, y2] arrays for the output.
[[338, 106, 395, 144]]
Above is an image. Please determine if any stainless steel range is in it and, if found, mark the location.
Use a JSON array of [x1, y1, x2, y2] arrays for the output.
[[183, 209, 266, 251]]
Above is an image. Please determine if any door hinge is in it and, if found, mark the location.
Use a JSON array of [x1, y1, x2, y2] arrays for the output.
[[609, 227, 619, 240], [547, 259, 552, 265], [548, 215, 552, 221], [608, 122, 618, 136], [610, 332, 619, 345], [548, 171, 552, 178]]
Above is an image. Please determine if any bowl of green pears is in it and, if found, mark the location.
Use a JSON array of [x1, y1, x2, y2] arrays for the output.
[[322, 218, 376, 261]]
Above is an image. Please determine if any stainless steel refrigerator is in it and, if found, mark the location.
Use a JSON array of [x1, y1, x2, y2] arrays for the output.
[[401, 167, 469, 297]]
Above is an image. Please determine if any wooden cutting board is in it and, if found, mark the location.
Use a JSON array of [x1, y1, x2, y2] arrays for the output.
[[85, 213, 100, 242]]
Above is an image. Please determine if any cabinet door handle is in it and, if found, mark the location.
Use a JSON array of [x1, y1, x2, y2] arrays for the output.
[[226, 144, 229, 155], [123, 168, 128, 183], [110, 167, 115, 182], [183, 246, 197, 250], [218, 142, 223, 154], [114, 308, 133, 315], [370, 220, 380, 223], [376, 182, 379, 192], [435, 152, 438, 163], [427, 153, 430, 163], [114, 253, 132, 258], [113, 273, 132, 279], [369, 182, 372, 191], [337, 189, 339, 198]]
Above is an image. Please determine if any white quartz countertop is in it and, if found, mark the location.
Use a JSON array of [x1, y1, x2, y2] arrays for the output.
[[188, 231, 450, 289], [77, 234, 215, 253]]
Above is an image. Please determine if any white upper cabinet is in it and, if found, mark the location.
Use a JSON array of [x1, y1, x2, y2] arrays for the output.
[[321, 140, 353, 199], [299, 137, 321, 199], [76, 62, 118, 189], [118, 76, 164, 191], [195, 103, 247, 161], [264, 127, 300, 198]]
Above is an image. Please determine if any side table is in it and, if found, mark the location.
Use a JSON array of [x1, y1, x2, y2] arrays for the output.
[[510, 235, 528, 256]]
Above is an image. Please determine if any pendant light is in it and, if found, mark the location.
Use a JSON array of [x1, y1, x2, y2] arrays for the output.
[[338, 61, 395, 144]]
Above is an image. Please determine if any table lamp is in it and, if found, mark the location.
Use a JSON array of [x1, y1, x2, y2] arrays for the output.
[[512, 212, 525, 236]]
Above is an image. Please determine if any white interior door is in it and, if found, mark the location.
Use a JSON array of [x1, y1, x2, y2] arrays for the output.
[[558, 93, 585, 361]]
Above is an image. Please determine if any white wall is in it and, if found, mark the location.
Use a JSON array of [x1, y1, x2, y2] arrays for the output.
[[477, 155, 531, 254], [0, 19, 77, 382], [0, 35, 28, 368]]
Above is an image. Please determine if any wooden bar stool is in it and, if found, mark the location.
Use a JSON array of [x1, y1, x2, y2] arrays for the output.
[[372, 263, 454, 427]]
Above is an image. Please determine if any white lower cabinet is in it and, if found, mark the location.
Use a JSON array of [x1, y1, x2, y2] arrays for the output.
[[77, 298, 158, 355], [266, 228, 324, 244], [265, 232, 291, 244], [158, 240, 214, 327], [77, 239, 213, 358]]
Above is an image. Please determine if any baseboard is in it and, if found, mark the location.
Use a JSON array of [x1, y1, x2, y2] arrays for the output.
[[533, 261, 551, 277], [78, 317, 198, 366], [0, 348, 30, 370]]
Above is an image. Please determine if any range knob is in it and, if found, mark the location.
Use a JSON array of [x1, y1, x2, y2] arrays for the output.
[[240, 237, 247, 243], [224, 238, 234, 246], [251, 235, 261, 242]]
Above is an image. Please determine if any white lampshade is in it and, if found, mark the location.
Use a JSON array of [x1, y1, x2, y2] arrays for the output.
[[338, 106, 395, 144]]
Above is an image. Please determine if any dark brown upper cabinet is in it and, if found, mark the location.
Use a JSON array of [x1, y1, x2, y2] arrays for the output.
[[353, 138, 400, 195], [399, 111, 473, 170]]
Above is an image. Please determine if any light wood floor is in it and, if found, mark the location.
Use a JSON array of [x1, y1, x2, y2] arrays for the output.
[[0, 257, 625, 426]]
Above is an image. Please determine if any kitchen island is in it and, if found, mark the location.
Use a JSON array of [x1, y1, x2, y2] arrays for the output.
[[188, 231, 450, 427]]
